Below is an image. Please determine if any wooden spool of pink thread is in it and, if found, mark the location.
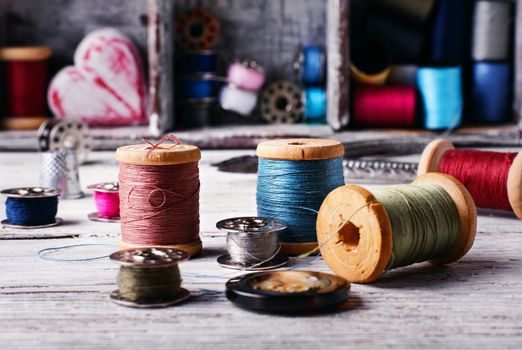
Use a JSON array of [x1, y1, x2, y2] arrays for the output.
[[116, 135, 202, 256]]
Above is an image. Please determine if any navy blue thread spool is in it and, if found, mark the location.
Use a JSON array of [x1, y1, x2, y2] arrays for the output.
[[471, 62, 512, 123], [178, 51, 217, 73], [256, 139, 345, 256], [178, 74, 220, 100], [295, 45, 325, 85], [431, 0, 470, 64], [417, 67, 463, 130], [1, 187, 61, 228], [303, 87, 326, 123]]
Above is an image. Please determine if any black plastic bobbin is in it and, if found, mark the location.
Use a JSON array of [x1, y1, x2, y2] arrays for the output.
[[110, 247, 190, 308], [216, 217, 288, 271], [226, 270, 350, 314]]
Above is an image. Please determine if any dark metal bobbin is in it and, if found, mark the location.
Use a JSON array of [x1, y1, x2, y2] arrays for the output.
[[37, 119, 91, 164], [110, 247, 190, 308], [259, 81, 304, 124], [0, 187, 63, 229], [216, 217, 289, 271], [87, 182, 120, 222], [226, 270, 350, 314]]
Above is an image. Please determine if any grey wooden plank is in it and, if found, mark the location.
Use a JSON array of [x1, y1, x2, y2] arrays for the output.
[[0, 150, 522, 349]]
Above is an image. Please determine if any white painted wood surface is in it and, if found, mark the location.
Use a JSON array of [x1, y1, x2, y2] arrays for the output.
[[1, 150, 522, 349]]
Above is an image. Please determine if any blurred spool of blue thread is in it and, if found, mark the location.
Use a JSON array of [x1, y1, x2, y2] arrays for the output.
[[256, 139, 345, 255], [417, 67, 463, 130], [179, 75, 219, 100], [178, 51, 217, 73], [472, 1, 513, 61], [5, 196, 58, 226], [304, 87, 326, 123], [431, 0, 470, 64], [471, 62, 512, 123], [299, 46, 325, 85]]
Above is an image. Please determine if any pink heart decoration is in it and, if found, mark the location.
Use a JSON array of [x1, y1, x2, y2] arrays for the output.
[[48, 28, 147, 126]]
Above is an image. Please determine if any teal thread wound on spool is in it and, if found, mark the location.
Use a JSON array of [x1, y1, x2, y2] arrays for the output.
[[304, 87, 326, 122], [417, 67, 463, 130], [257, 158, 344, 243]]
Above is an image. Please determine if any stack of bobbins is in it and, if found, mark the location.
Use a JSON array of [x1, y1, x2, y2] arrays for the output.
[[316, 173, 476, 283], [418, 139, 522, 219], [216, 217, 288, 270], [256, 139, 345, 256], [220, 61, 265, 116], [0, 47, 52, 130], [87, 182, 120, 222], [116, 137, 202, 256], [110, 247, 190, 308]]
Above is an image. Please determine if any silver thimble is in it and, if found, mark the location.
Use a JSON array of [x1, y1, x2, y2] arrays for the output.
[[40, 149, 84, 199]]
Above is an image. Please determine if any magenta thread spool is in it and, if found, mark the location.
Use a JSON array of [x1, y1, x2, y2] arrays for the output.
[[227, 61, 265, 92], [88, 182, 120, 222]]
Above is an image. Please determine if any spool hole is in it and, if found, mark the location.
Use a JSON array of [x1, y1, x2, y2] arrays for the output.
[[337, 221, 360, 251], [189, 22, 205, 38], [288, 142, 305, 145], [275, 96, 289, 111]]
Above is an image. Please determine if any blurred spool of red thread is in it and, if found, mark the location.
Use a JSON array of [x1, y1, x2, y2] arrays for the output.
[[0, 47, 52, 129], [353, 85, 416, 128]]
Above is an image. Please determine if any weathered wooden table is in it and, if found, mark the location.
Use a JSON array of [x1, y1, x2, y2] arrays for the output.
[[1, 149, 521, 349]]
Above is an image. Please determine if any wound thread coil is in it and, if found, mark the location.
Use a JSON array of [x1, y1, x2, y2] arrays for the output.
[[417, 67, 463, 130], [216, 217, 288, 270], [317, 173, 477, 283], [116, 135, 202, 256], [353, 85, 416, 128], [418, 139, 522, 219], [88, 182, 120, 222], [470, 62, 512, 123], [110, 247, 190, 308], [1, 187, 61, 229], [256, 139, 345, 256], [472, 1, 513, 61]]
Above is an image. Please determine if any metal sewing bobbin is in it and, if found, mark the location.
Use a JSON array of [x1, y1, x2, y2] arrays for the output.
[[259, 81, 304, 124], [37, 119, 90, 165], [216, 217, 289, 270], [1, 187, 63, 229], [110, 247, 190, 308], [226, 270, 350, 314], [87, 182, 120, 223]]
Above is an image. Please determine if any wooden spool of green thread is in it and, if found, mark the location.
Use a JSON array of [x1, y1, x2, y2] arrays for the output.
[[317, 173, 477, 283]]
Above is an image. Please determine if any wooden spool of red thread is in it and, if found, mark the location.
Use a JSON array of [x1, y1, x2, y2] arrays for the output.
[[418, 139, 522, 219], [0, 47, 52, 130]]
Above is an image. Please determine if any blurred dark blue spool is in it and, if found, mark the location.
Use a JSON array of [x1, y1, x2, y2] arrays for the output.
[[471, 62, 511, 123], [179, 51, 217, 73], [301, 46, 325, 85], [179, 76, 219, 99], [431, 0, 470, 64], [366, 12, 425, 63], [6, 197, 58, 226], [417, 66, 463, 130]]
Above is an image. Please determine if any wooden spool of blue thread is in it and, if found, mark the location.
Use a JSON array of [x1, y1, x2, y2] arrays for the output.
[[256, 139, 345, 256]]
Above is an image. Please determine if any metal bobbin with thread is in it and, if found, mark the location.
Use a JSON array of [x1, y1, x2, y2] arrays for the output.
[[110, 247, 190, 308], [1, 187, 62, 229], [216, 217, 288, 270], [87, 182, 120, 223]]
